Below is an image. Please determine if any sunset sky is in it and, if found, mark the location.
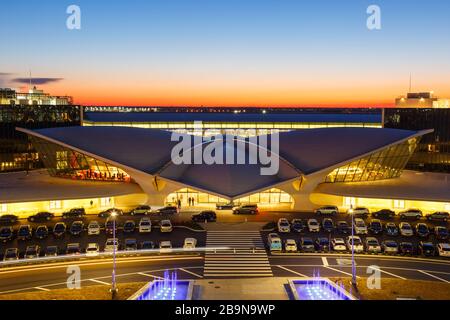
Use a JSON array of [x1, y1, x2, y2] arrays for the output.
[[0, 0, 449, 107]]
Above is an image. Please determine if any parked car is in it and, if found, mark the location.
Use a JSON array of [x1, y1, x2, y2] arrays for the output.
[[3, 248, 19, 261], [69, 221, 84, 236], [53, 222, 67, 238], [277, 218, 290, 233], [28, 212, 54, 222], [437, 243, 450, 258], [368, 219, 383, 235], [331, 238, 347, 252], [426, 211, 449, 222], [159, 241, 173, 253], [434, 226, 449, 240], [139, 217, 152, 233], [315, 206, 338, 215], [385, 222, 399, 236], [62, 208, 85, 219], [0, 214, 18, 224], [86, 243, 100, 257], [284, 239, 297, 252], [382, 240, 399, 254], [365, 237, 381, 254], [291, 219, 305, 233], [354, 218, 368, 235], [123, 220, 136, 233], [372, 209, 395, 219], [337, 221, 350, 234], [348, 207, 370, 217], [87, 221, 101, 235], [124, 238, 138, 251], [346, 236, 364, 253], [315, 237, 330, 252], [66, 243, 81, 255], [183, 238, 197, 250], [300, 237, 315, 253], [24, 245, 40, 259], [98, 208, 123, 218], [415, 223, 430, 238], [104, 238, 119, 252], [17, 225, 32, 241], [44, 245, 59, 257], [35, 225, 49, 239], [418, 241, 435, 257], [191, 211, 217, 222], [399, 242, 414, 255], [140, 241, 155, 250], [267, 233, 282, 252], [399, 209, 423, 220], [156, 206, 178, 215], [105, 218, 118, 235], [130, 205, 151, 216], [216, 202, 236, 210], [160, 220, 173, 233], [307, 219, 320, 232], [399, 222, 414, 237], [233, 204, 258, 215], [0, 226, 14, 243], [322, 218, 334, 233]]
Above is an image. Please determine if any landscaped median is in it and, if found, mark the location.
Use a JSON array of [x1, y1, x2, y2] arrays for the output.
[[0, 278, 449, 300]]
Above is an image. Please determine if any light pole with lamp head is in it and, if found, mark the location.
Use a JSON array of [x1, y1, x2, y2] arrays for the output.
[[349, 204, 357, 289], [110, 210, 118, 299]]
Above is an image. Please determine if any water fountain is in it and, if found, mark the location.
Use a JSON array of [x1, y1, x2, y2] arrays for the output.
[[289, 270, 356, 300], [129, 270, 194, 300]]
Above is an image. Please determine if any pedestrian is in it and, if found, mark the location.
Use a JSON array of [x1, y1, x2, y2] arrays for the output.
[[177, 199, 181, 210], [192, 197, 195, 206]]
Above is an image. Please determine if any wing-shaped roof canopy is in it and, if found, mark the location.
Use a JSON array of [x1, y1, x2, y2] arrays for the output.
[[18, 126, 429, 198]]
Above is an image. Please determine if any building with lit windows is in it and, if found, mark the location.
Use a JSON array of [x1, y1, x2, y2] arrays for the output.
[[4, 125, 448, 219]]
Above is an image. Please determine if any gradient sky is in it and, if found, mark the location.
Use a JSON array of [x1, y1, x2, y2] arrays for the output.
[[1, 0, 449, 107]]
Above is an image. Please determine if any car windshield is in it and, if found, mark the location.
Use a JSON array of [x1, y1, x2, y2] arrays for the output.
[[319, 239, 329, 244], [402, 224, 411, 230], [54, 224, 65, 231], [349, 238, 361, 245], [418, 225, 427, 231], [46, 247, 57, 253], [309, 221, 318, 225], [423, 244, 434, 249], [368, 240, 378, 245], [6, 250, 17, 257], [0, 229, 11, 235], [386, 242, 397, 247], [401, 243, 412, 248], [356, 221, 365, 227], [37, 227, 47, 233], [302, 239, 313, 245]]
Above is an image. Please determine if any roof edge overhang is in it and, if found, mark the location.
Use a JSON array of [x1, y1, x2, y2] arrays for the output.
[[304, 129, 434, 177], [16, 127, 156, 179]]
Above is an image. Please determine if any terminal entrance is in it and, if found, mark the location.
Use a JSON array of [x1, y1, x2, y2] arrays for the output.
[[165, 187, 293, 210]]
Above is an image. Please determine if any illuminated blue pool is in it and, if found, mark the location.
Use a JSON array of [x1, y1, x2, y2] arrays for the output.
[[289, 278, 356, 300], [129, 271, 194, 300]]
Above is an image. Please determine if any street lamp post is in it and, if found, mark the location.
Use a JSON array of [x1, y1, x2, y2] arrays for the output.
[[110, 210, 118, 299], [349, 204, 357, 289]]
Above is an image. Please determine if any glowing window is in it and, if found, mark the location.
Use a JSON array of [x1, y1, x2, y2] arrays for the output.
[[0, 204, 7, 213], [49, 200, 62, 209], [343, 197, 356, 207], [100, 197, 112, 207], [444, 203, 450, 211], [393, 199, 405, 209]]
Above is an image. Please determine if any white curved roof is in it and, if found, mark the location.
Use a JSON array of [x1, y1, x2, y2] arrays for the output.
[[17, 126, 431, 198]]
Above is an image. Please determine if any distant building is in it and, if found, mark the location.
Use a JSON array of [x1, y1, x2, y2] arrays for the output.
[[395, 91, 449, 109], [385, 91, 450, 173], [0, 87, 79, 172]]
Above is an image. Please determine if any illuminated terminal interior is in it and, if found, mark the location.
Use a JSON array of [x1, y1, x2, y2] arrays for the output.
[[166, 188, 294, 209]]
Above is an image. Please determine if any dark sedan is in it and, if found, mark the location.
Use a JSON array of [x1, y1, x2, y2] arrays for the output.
[[28, 212, 54, 222], [372, 209, 395, 219], [0, 214, 19, 224], [192, 211, 217, 222], [35, 225, 49, 239], [157, 206, 178, 215], [69, 221, 84, 236]]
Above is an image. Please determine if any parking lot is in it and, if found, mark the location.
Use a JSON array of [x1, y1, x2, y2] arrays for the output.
[[0, 212, 206, 260], [261, 213, 449, 257]]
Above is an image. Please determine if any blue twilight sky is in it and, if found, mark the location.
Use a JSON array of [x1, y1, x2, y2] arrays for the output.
[[0, 0, 449, 106]]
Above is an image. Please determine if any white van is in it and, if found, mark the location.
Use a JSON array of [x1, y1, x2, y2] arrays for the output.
[[267, 233, 282, 252], [183, 238, 197, 250]]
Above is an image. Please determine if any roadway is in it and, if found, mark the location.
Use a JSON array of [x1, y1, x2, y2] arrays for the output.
[[0, 252, 448, 295]]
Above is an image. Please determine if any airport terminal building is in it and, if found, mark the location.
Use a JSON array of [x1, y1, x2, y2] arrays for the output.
[[3, 125, 449, 218]]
